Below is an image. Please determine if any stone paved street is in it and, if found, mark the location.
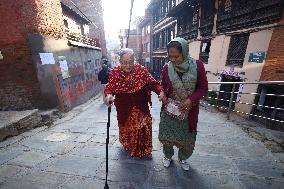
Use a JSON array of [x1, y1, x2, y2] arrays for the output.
[[0, 94, 283, 189]]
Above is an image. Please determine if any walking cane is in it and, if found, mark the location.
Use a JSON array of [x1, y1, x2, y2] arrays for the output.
[[104, 102, 112, 189]]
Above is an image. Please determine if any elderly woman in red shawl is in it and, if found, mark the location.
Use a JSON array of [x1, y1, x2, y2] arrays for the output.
[[104, 48, 162, 158]]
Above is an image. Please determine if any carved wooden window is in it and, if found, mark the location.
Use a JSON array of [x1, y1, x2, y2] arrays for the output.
[[190, 6, 199, 39], [161, 0, 168, 17], [217, 0, 282, 32], [201, 0, 214, 18], [177, 14, 190, 40], [226, 34, 249, 67], [224, 0, 232, 12], [177, 17, 184, 35], [160, 1, 163, 17], [170, 29, 175, 40], [167, 28, 171, 44], [159, 32, 162, 48], [168, 1, 171, 11], [165, 0, 169, 13], [176, 4, 198, 40], [153, 34, 160, 49], [172, 0, 176, 7], [166, 27, 175, 43], [192, 8, 199, 25], [154, 12, 160, 24], [153, 35, 155, 49], [199, 40, 211, 64], [161, 30, 166, 48], [200, 0, 215, 37], [165, 29, 169, 45], [156, 34, 159, 49], [183, 15, 188, 32]]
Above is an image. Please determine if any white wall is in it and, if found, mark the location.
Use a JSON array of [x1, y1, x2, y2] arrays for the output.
[[205, 35, 231, 84], [188, 40, 201, 60], [203, 29, 273, 114], [235, 29, 273, 113]]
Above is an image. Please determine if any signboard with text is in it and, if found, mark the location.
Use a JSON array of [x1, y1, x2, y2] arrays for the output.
[[248, 52, 266, 63]]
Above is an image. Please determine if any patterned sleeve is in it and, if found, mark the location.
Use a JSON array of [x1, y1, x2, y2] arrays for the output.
[[104, 69, 116, 96], [160, 64, 169, 93], [146, 82, 163, 95], [141, 66, 163, 94]]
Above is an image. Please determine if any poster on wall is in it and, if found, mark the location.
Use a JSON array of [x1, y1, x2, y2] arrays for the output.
[[248, 52, 266, 63], [59, 60, 70, 79], [0, 50, 3, 60], [39, 53, 55, 65], [95, 59, 100, 68], [201, 43, 207, 52]]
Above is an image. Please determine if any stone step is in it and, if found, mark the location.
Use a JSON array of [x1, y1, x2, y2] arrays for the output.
[[0, 110, 41, 141]]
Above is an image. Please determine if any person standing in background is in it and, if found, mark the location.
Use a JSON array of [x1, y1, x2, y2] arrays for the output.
[[98, 62, 110, 102]]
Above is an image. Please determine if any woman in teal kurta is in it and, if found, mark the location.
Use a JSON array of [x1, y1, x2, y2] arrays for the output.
[[158, 37, 208, 171]]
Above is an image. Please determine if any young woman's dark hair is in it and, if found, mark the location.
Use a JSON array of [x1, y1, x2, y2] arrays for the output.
[[166, 41, 182, 54]]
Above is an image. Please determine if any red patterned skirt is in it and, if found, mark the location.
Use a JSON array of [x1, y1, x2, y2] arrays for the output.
[[118, 106, 152, 158]]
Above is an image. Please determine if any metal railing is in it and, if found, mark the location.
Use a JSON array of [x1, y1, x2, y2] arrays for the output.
[[203, 81, 284, 124]]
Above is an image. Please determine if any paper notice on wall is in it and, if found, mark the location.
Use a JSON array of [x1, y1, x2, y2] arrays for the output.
[[201, 43, 207, 52], [59, 60, 70, 79], [39, 53, 55, 65], [0, 50, 3, 60]]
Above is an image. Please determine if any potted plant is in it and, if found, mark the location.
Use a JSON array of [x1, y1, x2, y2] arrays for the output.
[[207, 91, 217, 105]]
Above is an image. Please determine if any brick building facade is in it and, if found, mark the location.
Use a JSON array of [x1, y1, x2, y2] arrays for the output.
[[0, 0, 65, 110], [118, 29, 141, 61], [0, 0, 105, 111], [148, 0, 176, 77], [260, 12, 284, 81], [137, 9, 153, 72], [253, 12, 284, 127]]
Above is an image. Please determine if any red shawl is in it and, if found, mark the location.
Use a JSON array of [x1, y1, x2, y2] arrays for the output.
[[105, 64, 156, 94]]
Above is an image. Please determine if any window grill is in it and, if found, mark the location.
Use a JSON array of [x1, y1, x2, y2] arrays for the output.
[[226, 34, 249, 67]]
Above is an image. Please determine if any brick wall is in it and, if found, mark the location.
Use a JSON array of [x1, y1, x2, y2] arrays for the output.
[[122, 29, 141, 61], [260, 12, 284, 81], [0, 0, 65, 110], [129, 36, 141, 61]]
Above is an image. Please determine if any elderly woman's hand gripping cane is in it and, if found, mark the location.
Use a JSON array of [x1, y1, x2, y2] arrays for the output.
[[105, 94, 114, 106]]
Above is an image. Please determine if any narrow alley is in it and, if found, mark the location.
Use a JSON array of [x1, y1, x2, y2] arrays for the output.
[[0, 94, 283, 189]]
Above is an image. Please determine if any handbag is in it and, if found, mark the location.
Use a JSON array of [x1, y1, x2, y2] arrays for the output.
[[164, 98, 188, 120]]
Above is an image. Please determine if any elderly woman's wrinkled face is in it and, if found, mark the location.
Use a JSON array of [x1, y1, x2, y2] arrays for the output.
[[168, 47, 183, 65], [120, 53, 134, 72]]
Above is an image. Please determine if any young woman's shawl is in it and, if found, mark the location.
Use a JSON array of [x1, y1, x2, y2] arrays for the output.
[[167, 37, 197, 101]]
